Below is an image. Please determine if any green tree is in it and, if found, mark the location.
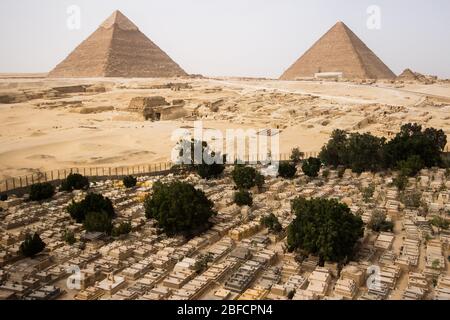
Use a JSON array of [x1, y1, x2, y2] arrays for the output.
[[319, 129, 349, 167], [393, 174, 408, 191], [255, 173, 265, 192], [400, 191, 422, 208], [430, 216, 449, 233], [60, 173, 89, 192], [398, 155, 424, 177], [287, 197, 363, 263], [302, 157, 321, 178], [123, 175, 137, 188], [144, 181, 216, 237], [367, 210, 394, 232], [382, 123, 446, 169], [337, 167, 345, 178], [67, 193, 115, 223], [83, 211, 113, 234], [362, 184, 375, 203], [290, 147, 304, 164], [0, 193, 8, 201], [261, 213, 283, 233], [176, 139, 225, 179], [63, 230, 76, 245], [278, 162, 297, 179], [346, 133, 385, 173], [232, 165, 259, 189], [29, 182, 55, 201], [112, 221, 132, 237], [20, 233, 46, 257], [234, 189, 253, 206]]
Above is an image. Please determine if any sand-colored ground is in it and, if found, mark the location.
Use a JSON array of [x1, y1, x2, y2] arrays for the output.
[[1, 76, 450, 180]]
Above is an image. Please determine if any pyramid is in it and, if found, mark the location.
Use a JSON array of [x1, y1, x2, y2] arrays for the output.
[[280, 21, 396, 80], [48, 10, 187, 78], [397, 69, 419, 81]]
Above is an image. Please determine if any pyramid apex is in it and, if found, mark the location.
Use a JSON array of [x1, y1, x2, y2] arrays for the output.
[[333, 21, 349, 28], [101, 10, 139, 31]]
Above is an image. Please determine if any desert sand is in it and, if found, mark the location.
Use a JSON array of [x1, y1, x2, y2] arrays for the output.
[[1, 76, 450, 180]]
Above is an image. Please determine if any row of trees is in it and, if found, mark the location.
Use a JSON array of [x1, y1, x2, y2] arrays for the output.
[[27, 173, 139, 203], [319, 123, 447, 174]]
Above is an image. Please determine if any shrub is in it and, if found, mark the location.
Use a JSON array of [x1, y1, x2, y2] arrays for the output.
[[290, 147, 304, 164], [112, 221, 132, 237], [302, 157, 321, 178], [61, 173, 89, 192], [63, 230, 76, 245], [368, 210, 394, 232], [278, 162, 297, 179], [144, 181, 216, 237], [337, 167, 345, 178], [393, 174, 408, 191], [234, 190, 253, 206], [194, 253, 214, 274], [123, 175, 137, 188], [430, 216, 449, 231], [362, 184, 375, 203], [67, 193, 115, 223], [400, 191, 422, 208], [0, 194, 7, 201], [322, 169, 330, 179], [20, 233, 46, 257], [261, 213, 282, 233], [255, 173, 265, 192], [29, 182, 55, 201], [287, 197, 363, 263]]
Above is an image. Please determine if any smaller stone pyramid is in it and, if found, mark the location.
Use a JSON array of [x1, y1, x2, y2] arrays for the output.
[[280, 21, 396, 80], [49, 10, 187, 78], [397, 69, 419, 81]]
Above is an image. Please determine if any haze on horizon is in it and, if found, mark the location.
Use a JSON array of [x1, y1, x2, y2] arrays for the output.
[[0, 0, 449, 78]]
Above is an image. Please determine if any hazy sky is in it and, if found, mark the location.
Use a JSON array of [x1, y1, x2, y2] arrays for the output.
[[0, 0, 449, 78]]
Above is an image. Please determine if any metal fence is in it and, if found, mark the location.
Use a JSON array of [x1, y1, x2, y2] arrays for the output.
[[0, 151, 322, 194]]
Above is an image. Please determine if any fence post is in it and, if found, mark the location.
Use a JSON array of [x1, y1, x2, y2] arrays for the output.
[[20, 177, 23, 188], [31, 175, 34, 184], [5, 180, 8, 191]]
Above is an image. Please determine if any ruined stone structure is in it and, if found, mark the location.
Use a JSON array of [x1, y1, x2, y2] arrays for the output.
[[280, 21, 396, 80], [127, 96, 186, 121], [48, 10, 187, 78]]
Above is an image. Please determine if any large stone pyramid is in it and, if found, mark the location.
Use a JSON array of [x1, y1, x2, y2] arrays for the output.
[[280, 21, 396, 80], [48, 10, 187, 78]]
